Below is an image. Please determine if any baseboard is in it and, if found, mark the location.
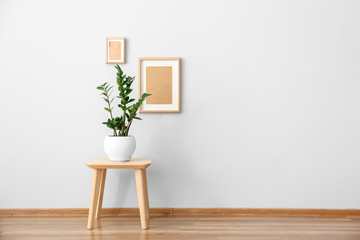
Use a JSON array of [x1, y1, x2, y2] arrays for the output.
[[1, 208, 360, 217]]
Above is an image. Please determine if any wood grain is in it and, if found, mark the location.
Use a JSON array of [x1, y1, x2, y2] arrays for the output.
[[87, 169, 102, 229], [1, 215, 360, 240], [1, 208, 360, 217], [86, 158, 152, 169], [95, 169, 107, 219], [134, 169, 149, 229], [143, 169, 150, 219], [86, 158, 152, 230]]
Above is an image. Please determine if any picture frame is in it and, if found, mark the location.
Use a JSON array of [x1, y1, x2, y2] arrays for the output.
[[106, 37, 125, 64], [138, 57, 181, 113]]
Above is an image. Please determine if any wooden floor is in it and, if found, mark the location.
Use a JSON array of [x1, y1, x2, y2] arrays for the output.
[[1, 215, 360, 240]]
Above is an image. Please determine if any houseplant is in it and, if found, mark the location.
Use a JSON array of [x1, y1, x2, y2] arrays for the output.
[[97, 65, 151, 161]]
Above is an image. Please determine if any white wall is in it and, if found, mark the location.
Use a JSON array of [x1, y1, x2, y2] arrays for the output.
[[1, 0, 360, 209]]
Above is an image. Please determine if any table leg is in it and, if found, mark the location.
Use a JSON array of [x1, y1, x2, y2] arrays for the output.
[[96, 169, 107, 219], [135, 169, 149, 230], [87, 169, 102, 230], [142, 169, 150, 219]]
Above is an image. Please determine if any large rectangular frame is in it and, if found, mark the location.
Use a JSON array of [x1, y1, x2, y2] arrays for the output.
[[138, 57, 181, 113], [106, 37, 125, 64]]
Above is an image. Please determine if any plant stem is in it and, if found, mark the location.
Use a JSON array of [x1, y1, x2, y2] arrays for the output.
[[105, 89, 117, 136], [125, 119, 133, 136], [121, 111, 126, 136]]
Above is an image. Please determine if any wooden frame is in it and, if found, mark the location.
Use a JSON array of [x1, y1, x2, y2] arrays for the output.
[[106, 37, 125, 64], [138, 57, 181, 113]]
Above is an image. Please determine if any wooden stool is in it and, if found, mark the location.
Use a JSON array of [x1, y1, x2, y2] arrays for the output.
[[86, 158, 152, 230]]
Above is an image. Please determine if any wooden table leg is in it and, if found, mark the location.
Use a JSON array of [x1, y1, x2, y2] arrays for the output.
[[87, 169, 102, 230], [96, 169, 107, 219], [142, 169, 150, 219], [135, 169, 148, 230]]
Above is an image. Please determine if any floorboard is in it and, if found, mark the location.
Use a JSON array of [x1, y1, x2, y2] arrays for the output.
[[1, 215, 360, 240]]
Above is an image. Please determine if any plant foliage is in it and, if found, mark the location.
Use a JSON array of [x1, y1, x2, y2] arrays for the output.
[[97, 65, 151, 136]]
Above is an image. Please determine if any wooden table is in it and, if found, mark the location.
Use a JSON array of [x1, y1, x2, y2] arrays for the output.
[[86, 158, 152, 230]]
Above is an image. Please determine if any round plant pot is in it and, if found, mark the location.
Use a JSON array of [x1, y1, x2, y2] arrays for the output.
[[104, 135, 136, 161]]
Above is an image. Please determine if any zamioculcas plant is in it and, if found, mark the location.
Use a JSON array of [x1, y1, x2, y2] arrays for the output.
[[97, 65, 151, 136]]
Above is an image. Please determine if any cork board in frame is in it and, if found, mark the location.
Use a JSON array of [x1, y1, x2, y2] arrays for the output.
[[138, 57, 181, 113], [106, 37, 125, 64]]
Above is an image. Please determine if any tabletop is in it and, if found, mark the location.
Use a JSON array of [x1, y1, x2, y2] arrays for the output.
[[86, 158, 152, 169]]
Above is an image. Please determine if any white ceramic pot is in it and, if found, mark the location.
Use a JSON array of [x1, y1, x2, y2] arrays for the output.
[[104, 135, 136, 161]]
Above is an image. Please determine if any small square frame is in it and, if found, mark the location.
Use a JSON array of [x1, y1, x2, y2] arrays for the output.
[[138, 57, 181, 113], [106, 37, 125, 64]]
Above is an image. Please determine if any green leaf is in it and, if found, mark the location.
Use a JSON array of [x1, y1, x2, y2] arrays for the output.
[[134, 116, 142, 120], [125, 89, 133, 96], [97, 86, 104, 90], [141, 92, 151, 99], [115, 64, 123, 76], [104, 107, 111, 112], [127, 98, 135, 103]]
